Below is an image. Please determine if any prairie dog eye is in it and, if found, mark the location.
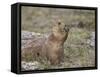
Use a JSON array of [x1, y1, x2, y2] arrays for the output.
[[58, 22, 61, 25]]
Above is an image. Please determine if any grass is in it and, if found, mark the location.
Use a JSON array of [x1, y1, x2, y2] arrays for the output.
[[63, 28, 95, 68], [22, 27, 95, 69]]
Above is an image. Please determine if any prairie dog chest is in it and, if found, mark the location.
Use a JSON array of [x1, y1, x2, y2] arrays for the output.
[[47, 41, 63, 51], [52, 43, 62, 50]]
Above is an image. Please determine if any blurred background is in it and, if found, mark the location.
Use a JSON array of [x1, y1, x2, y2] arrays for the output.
[[21, 6, 95, 33]]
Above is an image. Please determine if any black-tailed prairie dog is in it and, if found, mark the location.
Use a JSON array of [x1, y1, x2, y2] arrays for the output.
[[22, 20, 70, 65]]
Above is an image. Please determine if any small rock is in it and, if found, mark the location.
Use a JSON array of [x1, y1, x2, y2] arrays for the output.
[[87, 32, 95, 47], [21, 61, 40, 70], [21, 31, 44, 48]]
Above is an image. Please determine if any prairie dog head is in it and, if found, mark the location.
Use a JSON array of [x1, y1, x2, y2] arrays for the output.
[[52, 20, 70, 37]]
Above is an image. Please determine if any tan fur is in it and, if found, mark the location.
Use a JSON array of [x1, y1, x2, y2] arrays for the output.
[[22, 20, 70, 65]]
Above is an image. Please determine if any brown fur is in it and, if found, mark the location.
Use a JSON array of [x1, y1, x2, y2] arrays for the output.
[[22, 20, 70, 65]]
